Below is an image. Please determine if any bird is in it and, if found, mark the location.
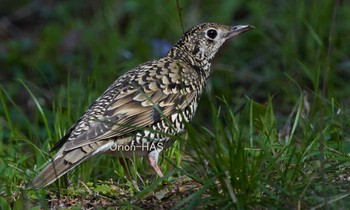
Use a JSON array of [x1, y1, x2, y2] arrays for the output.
[[30, 22, 254, 188]]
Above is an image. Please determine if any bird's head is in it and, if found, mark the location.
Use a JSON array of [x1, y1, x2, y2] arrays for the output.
[[169, 23, 254, 67]]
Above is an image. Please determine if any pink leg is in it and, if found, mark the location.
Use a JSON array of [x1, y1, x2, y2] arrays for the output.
[[148, 150, 164, 177]]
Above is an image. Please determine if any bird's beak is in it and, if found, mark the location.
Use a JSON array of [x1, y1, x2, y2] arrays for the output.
[[225, 25, 255, 39]]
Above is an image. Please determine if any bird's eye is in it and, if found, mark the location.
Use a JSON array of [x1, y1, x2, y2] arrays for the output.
[[206, 29, 217, 39]]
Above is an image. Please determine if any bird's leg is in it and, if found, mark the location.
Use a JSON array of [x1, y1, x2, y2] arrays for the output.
[[148, 149, 164, 177]]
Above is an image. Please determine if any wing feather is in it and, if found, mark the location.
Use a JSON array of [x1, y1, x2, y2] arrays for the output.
[[58, 59, 201, 151]]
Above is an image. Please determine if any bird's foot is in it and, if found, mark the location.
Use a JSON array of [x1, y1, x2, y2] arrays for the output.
[[148, 150, 164, 177]]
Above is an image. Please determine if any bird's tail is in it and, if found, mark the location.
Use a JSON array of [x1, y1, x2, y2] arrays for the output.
[[30, 140, 111, 189]]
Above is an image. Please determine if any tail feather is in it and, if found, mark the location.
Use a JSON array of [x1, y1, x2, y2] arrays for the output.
[[30, 140, 111, 189]]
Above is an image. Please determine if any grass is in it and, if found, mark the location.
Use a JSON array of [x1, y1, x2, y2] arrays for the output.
[[1, 0, 350, 209]]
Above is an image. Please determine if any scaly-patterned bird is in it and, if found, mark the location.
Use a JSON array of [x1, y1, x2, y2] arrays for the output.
[[31, 23, 254, 188]]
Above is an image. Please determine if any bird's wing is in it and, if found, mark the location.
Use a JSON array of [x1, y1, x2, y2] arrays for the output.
[[56, 59, 201, 152]]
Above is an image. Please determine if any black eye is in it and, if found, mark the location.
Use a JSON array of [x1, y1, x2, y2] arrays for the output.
[[206, 29, 217, 39]]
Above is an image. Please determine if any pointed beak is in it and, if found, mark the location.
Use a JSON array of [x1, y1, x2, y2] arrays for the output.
[[225, 25, 255, 39]]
